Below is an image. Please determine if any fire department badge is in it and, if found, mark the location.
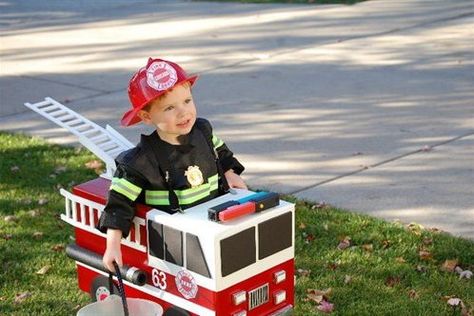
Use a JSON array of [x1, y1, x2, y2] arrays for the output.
[[175, 270, 198, 299], [146, 61, 178, 91], [185, 165, 204, 187]]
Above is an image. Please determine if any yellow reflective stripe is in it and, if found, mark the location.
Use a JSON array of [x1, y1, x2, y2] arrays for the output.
[[145, 174, 219, 206], [212, 134, 224, 149], [110, 177, 142, 201]]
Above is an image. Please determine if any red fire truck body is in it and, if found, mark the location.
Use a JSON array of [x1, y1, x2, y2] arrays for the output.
[[62, 175, 294, 316], [25, 97, 295, 316]]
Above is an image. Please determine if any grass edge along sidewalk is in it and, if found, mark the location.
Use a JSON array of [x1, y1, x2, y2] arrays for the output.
[[0, 132, 473, 315]]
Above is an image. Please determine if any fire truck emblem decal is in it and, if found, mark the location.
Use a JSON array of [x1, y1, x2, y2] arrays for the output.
[[146, 61, 178, 91], [175, 269, 198, 299]]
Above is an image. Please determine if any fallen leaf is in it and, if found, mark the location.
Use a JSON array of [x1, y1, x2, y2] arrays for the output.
[[305, 233, 315, 244], [419, 250, 432, 261], [4, 215, 18, 222], [29, 209, 40, 217], [344, 275, 352, 284], [312, 202, 327, 210], [323, 223, 329, 231], [38, 198, 48, 205], [307, 288, 332, 298], [298, 222, 307, 229], [396, 257, 406, 263], [327, 262, 339, 270], [296, 269, 311, 277], [459, 270, 473, 279], [382, 240, 391, 249], [441, 259, 458, 272], [307, 293, 324, 304], [36, 265, 51, 275], [385, 276, 400, 287], [337, 236, 351, 250], [416, 265, 427, 273], [51, 244, 65, 252], [362, 244, 373, 252], [422, 237, 433, 245], [317, 300, 334, 313], [447, 298, 462, 306], [14, 292, 32, 304], [2, 233, 13, 240], [10, 165, 20, 172], [408, 289, 418, 300], [33, 231, 44, 239]]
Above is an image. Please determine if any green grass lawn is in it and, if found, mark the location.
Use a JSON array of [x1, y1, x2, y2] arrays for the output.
[[1, 132, 473, 315]]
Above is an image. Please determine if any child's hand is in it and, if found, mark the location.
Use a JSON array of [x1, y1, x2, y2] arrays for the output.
[[224, 169, 247, 190], [103, 229, 123, 272]]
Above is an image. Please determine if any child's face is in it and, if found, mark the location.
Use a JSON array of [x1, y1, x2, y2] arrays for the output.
[[138, 83, 197, 144]]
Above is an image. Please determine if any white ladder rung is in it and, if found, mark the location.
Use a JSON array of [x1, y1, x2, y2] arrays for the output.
[[90, 134, 110, 144], [32, 99, 53, 108], [40, 104, 60, 113], [100, 141, 120, 152], [64, 118, 83, 126]]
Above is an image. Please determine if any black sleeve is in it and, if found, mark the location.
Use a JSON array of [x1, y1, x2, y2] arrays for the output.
[[216, 143, 245, 175], [96, 162, 147, 238], [196, 118, 245, 175]]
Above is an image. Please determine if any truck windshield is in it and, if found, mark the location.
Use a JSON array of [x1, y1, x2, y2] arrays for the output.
[[220, 211, 292, 277], [220, 227, 256, 277]]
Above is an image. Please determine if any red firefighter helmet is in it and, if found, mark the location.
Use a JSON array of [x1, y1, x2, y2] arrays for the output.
[[121, 58, 198, 126]]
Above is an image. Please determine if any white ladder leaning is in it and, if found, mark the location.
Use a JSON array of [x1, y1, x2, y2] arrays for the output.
[[24, 97, 134, 178]]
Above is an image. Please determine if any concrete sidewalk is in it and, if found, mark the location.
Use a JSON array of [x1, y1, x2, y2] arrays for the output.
[[1, 0, 473, 239]]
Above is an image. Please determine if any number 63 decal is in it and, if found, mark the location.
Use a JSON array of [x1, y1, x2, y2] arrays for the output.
[[151, 268, 167, 290]]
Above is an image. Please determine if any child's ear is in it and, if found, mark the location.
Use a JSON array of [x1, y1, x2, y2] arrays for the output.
[[137, 109, 151, 124]]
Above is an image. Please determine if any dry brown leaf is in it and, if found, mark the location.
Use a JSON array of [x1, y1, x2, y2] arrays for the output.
[[382, 240, 391, 249], [396, 257, 406, 263], [337, 236, 351, 250], [306, 293, 324, 304], [422, 237, 433, 245], [51, 244, 65, 252], [296, 268, 311, 277], [36, 265, 51, 275], [2, 233, 13, 240], [419, 250, 433, 261], [298, 222, 307, 229], [385, 276, 400, 287], [362, 244, 373, 252], [14, 292, 32, 304], [307, 288, 332, 298], [33, 231, 44, 239], [441, 259, 458, 272], [29, 209, 40, 217], [408, 289, 419, 300]]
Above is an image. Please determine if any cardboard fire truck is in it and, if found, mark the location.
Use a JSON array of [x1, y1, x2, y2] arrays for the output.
[[25, 97, 295, 316]]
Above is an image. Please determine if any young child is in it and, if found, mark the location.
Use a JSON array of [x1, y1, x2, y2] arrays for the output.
[[98, 58, 247, 272]]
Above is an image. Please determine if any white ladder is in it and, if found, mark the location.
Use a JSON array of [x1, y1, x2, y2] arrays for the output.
[[24, 97, 134, 178]]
